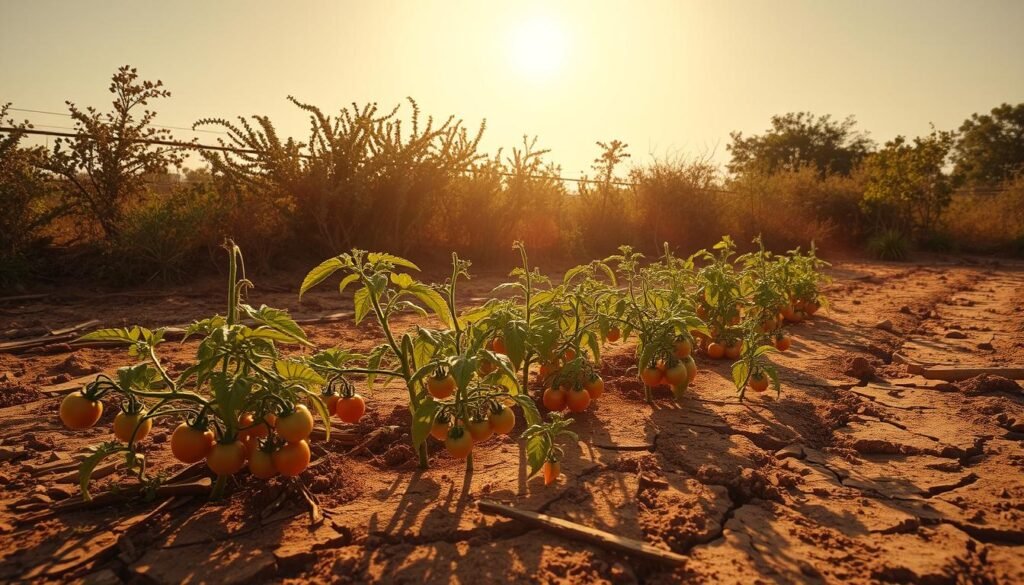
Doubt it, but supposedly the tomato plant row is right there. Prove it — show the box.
[59,237,827,499]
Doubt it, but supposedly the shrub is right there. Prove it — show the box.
[866,229,910,261]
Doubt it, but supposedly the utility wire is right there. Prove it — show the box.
[7,107,227,134]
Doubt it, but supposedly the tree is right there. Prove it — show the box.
[45,66,185,239]
[0,104,65,282]
[727,112,873,177]
[953,103,1024,187]
[861,129,956,235]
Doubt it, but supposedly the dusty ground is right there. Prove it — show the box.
[1,256,1023,584]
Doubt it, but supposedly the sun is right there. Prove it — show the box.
[507,15,568,80]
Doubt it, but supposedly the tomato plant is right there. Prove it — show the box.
[521,413,579,485]
[69,242,330,500]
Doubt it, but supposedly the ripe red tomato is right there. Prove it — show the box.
[606,327,621,342]
[542,387,567,411]
[467,418,494,443]
[562,348,577,361]
[543,460,561,485]
[725,342,742,360]
[325,395,340,416]
[59,392,103,430]
[171,423,215,463]
[113,411,152,443]
[583,375,604,399]
[706,342,726,360]
[277,404,314,442]
[445,427,473,459]
[488,406,516,435]
[427,374,456,399]
[491,336,507,354]
[249,448,278,479]
[538,362,559,380]
[641,367,663,387]
[335,394,366,424]
[207,441,247,476]
[775,334,792,352]
[273,440,311,476]
[566,388,592,413]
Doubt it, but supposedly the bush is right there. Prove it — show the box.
[866,229,910,261]
[942,177,1024,254]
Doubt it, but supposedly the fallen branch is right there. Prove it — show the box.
[15,477,212,525]
[891,352,1024,381]
[477,499,688,566]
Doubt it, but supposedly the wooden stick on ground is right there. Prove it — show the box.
[477,499,688,566]
[892,352,1024,381]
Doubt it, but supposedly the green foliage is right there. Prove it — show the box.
[0,105,65,284]
[727,112,874,177]
[862,130,956,236]
[953,103,1024,187]
[866,229,910,261]
[44,66,185,240]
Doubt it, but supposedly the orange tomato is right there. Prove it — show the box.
[664,362,688,385]
[673,338,692,359]
[542,460,561,485]
[566,388,592,413]
[113,411,152,443]
[445,427,473,459]
[273,440,311,477]
[325,395,340,416]
[430,414,452,441]
[706,342,726,360]
[748,372,770,393]
[171,423,215,463]
[641,367,664,387]
[59,392,103,430]
[542,387,567,411]
[238,412,269,441]
[583,375,604,400]
[563,348,577,361]
[249,448,278,479]
[606,327,621,342]
[207,441,247,476]
[277,404,315,442]
[725,342,742,360]
[775,335,792,352]
[427,374,456,399]
[335,394,366,424]
[488,406,516,435]
[684,356,698,382]
[467,418,494,443]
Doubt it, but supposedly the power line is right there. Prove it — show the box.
[7,107,227,135]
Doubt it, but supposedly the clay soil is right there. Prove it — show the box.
[1,256,1023,584]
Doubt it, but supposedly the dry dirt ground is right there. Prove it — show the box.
[1,257,1023,584]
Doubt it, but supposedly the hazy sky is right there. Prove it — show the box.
[2,0,1023,176]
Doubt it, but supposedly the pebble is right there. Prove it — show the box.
[945,330,967,339]
[874,320,893,332]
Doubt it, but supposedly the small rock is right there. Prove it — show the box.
[845,357,876,381]
[46,485,73,500]
[945,330,967,339]
[852,299,862,305]
[775,444,805,460]
[899,306,912,314]
[874,320,894,332]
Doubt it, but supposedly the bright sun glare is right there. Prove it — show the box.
[508,16,568,80]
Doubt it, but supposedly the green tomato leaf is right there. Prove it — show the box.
[274,360,325,387]
[300,257,347,298]
[353,287,373,325]
[525,433,549,478]
[368,253,420,271]
[412,399,441,450]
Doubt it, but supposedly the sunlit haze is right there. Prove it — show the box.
[2,0,1023,176]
